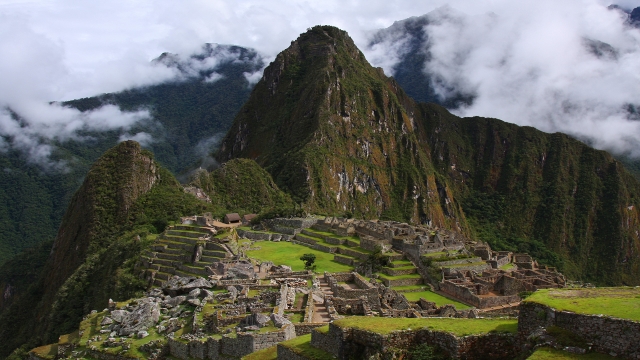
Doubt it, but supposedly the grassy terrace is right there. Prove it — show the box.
[304,228,361,242]
[243,345,277,360]
[377,273,422,281]
[402,290,472,309]
[279,334,334,360]
[525,287,640,321]
[246,241,352,272]
[441,261,488,268]
[527,347,617,360]
[333,317,518,336]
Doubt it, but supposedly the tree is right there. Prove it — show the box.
[300,253,316,271]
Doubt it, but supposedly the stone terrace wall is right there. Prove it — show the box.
[316,323,521,360]
[439,281,518,309]
[519,302,640,359]
[168,324,296,359]
[276,344,308,360]
[433,257,483,267]
[294,323,326,336]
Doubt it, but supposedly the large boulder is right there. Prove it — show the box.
[118,298,161,336]
[242,313,270,328]
[270,313,292,328]
[163,276,213,296]
[163,295,187,308]
[110,310,129,323]
[225,262,255,279]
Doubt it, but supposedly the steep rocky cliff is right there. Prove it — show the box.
[217,26,466,232]
[218,26,640,285]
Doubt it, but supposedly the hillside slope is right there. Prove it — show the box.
[217,26,466,232]
[218,26,640,285]
[0,44,260,266]
[0,141,212,357]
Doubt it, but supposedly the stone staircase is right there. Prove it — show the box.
[140,225,235,286]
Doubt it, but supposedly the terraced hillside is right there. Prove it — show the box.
[141,224,235,286]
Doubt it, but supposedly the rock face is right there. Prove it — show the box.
[163,276,213,296]
[118,298,161,336]
[217,26,464,229]
[217,25,640,286]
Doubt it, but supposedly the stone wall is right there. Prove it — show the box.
[488,256,510,269]
[276,344,308,360]
[274,284,289,316]
[236,229,272,240]
[303,290,315,323]
[442,263,491,273]
[380,277,423,287]
[326,272,381,311]
[359,237,390,252]
[519,302,640,359]
[168,324,296,359]
[294,323,327,336]
[333,255,356,266]
[337,248,369,260]
[316,323,522,360]
[433,257,483,267]
[439,281,518,309]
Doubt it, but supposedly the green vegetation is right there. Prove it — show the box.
[300,253,317,271]
[401,290,472,309]
[242,345,277,360]
[527,347,617,360]
[246,241,352,273]
[525,288,640,321]
[191,158,297,218]
[334,317,518,336]
[408,343,447,360]
[279,334,334,360]
[0,142,217,357]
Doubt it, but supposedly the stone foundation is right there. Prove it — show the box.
[519,302,640,359]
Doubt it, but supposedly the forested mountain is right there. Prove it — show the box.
[0,44,261,264]
[219,25,640,286]
[367,10,640,180]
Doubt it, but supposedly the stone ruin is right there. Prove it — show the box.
[321,272,474,319]
[439,265,565,309]
[314,217,467,255]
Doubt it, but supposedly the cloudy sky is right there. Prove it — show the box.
[1,0,640,166]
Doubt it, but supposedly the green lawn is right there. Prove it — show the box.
[402,290,472,309]
[377,272,422,281]
[525,288,640,321]
[334,317,517,336]
[527,347,617,360]
[246,241,353,272]
[279,334,334,360]
[500,263,515,270]
[392,285,426,292]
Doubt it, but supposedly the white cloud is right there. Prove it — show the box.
[119,132,154,146]
[2,0,640,166]
[405,2,640,156]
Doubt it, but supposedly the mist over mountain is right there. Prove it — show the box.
[366,5,640,166]
[0,44,262,264]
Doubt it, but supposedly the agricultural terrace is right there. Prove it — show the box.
[524,287,640,321]
[527,347,617,360]
[333,317,518,336]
